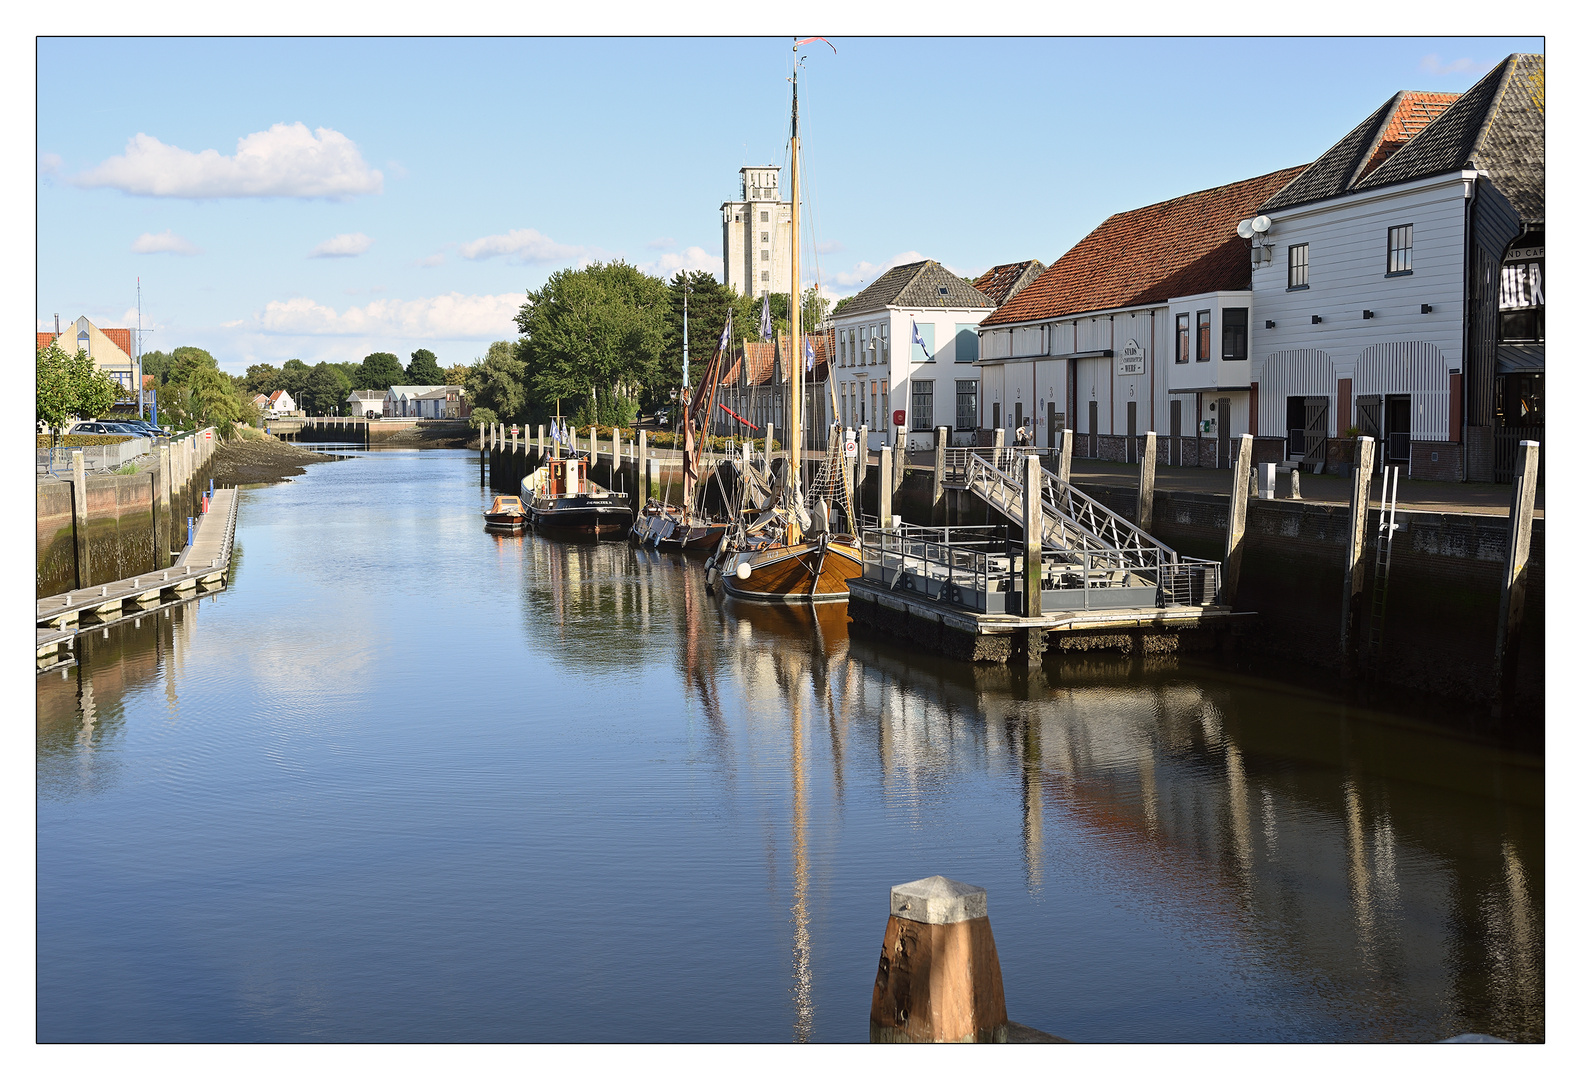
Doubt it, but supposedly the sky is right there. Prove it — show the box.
[36,35,1543,376]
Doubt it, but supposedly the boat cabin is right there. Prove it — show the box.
[547,458,583,496]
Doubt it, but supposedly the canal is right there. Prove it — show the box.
[36,448,1544,1042]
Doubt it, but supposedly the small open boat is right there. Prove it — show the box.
[484,494,528,532]
[522,453,633,538]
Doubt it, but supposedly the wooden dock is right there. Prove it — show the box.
[36,487,239,668]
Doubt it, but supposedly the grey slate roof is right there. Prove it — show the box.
[1262,54,1544,224]
[1355,53,1544,222]
[1260,95,1404,213]
[837,260,996,318]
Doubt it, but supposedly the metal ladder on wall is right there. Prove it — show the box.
[1365,465,1401,668]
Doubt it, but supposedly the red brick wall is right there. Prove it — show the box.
[1410,441,1464,482]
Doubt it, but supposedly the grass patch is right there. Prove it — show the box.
[117,462,139,475]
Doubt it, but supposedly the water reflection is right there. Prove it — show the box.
[38,454,1543,1042]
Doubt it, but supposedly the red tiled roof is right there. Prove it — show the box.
[1357,92,1461,178]
[35,325,134,358]
[720,332,833,386]
[268,389,288,404]
[982,166,1309,328]
[971,260,1044,306]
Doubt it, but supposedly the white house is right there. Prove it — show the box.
[346,390,384,418]
[1249,54,1543,482]
[976,167,1306,467]
[412,385,471,419]
[265,389,296,416]
[383,385,445,417]
[830,260,996,451]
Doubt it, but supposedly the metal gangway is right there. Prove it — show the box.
[945,448,1220,606]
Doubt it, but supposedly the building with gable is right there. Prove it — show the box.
[712,333,833,449]
[975,167,1307,466]
[38,317,140,397]
[383,385,446,417]
[830,260,997,451]
[346,390,385,418]
[1250,53,1543,482]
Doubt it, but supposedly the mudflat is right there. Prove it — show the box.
[210,434,336,486]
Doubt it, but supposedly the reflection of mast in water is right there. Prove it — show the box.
[1019,713,1043,894]
[680,560,733,780]
[787,670,814,1042]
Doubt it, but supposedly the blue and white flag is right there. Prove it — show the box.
[804,335,816,372]
[716,309,733,356]
[759,292,772,340]
[910,319,932,361]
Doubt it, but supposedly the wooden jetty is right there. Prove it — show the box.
[36,487,239,668]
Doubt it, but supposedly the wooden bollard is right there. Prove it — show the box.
[932,426,948,525]
[1057,427,1073,487]
[71,450,91,589]
[637,429,648,500]
[870,876,1008,1043]
[1137,431,1157,531]
[1495,440,1540,707]
[1340,435,1377,673]
[1221,433,1253,606]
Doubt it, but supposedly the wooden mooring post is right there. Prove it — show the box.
[892,424,907,499]
[1137,431,1157,533]
[1494,440,1540,710]
[1340,435,1377,674]
[71,450,90,589]
[878,443,893,527]
[1221,433,1253,606]
[932,426,948,525]
[1057,427,1073,487]
[870,876,1008,1043]
[637,429,648,501]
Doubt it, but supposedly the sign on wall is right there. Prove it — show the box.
[1118,339,1146,377]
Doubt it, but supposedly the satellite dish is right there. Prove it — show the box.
[1251,215,1272,234]
[1237,219,1256,239]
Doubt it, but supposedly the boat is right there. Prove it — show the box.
[632,260,737,554]
[484,494,528,532]
[521,450,633,538]
[714,42,862,604]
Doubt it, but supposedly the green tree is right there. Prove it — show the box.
[140,349,175,386]
[406,348,443,384]
[464,341,528,423]
[36,343,121,441]
[516,260,668,424]
[304,362,353,415]
[443,362,471,386]
[278,358,312,402]
[360,352,405,391]
[158,345,260,435]
[659,271,755,402]
[243,363,282,396]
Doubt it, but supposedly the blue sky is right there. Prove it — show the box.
[36,36,1542,375]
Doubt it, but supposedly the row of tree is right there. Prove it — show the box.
[464,261,831,431]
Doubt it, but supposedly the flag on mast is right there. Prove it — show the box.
[804,335,816,372]
[910,319,932,361]
[716,309,733,357]
[759,292,772,340]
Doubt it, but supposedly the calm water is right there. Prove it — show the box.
[36,448,1544,1043]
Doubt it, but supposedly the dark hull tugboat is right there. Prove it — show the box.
[522,453,633,538]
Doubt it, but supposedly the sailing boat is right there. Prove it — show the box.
[716,44,862,604]
[630,306,734,553]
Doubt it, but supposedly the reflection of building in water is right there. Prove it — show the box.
[838,644,1543,1040]
[37,604,191,795]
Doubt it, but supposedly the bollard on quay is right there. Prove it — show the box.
[870,875,1008,1043]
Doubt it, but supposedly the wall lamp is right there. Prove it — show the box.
[1311,315,1323,324]
[1363,309,1374,320]
[1421,304,1433,314]
[1265,320,1276,329]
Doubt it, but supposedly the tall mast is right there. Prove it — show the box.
[788,63,802,504]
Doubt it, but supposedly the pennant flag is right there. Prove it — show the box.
[794,36,836,53]
[911,319,932,361]
[759,292,772,340]
[804,335,816,372]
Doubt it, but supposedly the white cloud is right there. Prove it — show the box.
[831,250,926,288]
[38,152,62,175]
[815,240,845,255]
[1419,54,1497,78]
[131,229,201,256]
[69,122,383,199]
[457,227,589,263]
[255,292,525,340]
[416,253,445,267]
[647,237,677,250]
[638,246,724,281]
[310,232,374,258]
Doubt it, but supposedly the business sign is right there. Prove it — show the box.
[1118,339,1146,376]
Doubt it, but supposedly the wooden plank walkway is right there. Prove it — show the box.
[37,487,239,664]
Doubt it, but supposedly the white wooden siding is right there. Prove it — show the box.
[1258,348,1337,436]
[981,328,1011,360]
[1012,325,1043,357]
[1252,174,1468,379]
[1355,340,1450,440]
[1050,322,1075,355]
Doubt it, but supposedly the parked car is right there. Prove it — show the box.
[70,420,144,436]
